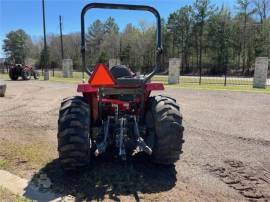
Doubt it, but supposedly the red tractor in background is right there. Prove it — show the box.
[9,64,39,80]
[57,3,184,171]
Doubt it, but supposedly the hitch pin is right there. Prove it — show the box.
[133,116,152,155]
[95,116,111,156]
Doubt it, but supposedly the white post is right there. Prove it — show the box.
[0,80,6,97]
[253,57,268,88]
[168,58,181,84]
[62,59,73,78]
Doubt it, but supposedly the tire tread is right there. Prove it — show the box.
[146,95,184,165]
[57,96,91,171]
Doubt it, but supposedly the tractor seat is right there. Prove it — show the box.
[110,65,145,86]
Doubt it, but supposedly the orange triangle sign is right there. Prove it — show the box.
[89,63,116,86]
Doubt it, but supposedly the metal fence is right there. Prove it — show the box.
[178,75,270,87]
[0,65,8,74]
[177,62,270,87]
[179,75,255,86]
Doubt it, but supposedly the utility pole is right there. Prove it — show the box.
[59,15,64,59]
[42,0,49,80]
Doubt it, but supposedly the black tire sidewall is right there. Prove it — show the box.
[22,69,31,80]
[9,68,19,80]
[33,71,40,80]
[145,95,184,165]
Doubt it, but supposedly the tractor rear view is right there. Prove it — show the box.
[57,3,184,171]
[9,64,39,80]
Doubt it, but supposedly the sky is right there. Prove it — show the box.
[0,0,236,58]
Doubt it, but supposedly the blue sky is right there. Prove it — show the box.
[0,0,236,57]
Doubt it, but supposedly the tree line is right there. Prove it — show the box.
[2,0,270,76]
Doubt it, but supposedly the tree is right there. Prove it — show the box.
[98,51,108,63]
[2,29,29,64]
[65,33,81,70]
[104,17,119,34]
[207,6,232,74]
[86,19,105,66]
[103,17,120,59]
[253,0,270,57]
[193,0,214,77]
[160,18,171,72]
[253,0,270,22]
[137,20,156,71]
[121,23,141,71]
[120,44,131,66]
[168,6,194,72]
[254,19,270,56]
[236,0,257,72]
[231,15,243,70]
[47,34,61,69]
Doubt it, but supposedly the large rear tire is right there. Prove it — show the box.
[145,95,184,165]
[57,96,91,171]
[9,68,19,80]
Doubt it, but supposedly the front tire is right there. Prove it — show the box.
[146,95,184,165]
[57,96,91,171]
[21,68,31,80]
[33,71,40,80]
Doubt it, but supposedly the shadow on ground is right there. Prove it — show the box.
[27,154,177,201]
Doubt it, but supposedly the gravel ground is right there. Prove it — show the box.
[0,80,269,202]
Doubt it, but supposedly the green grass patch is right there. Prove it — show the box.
[48,70,82,79]
[39,75,81,83]
[0,141,54,168]
[0,73,9,80]
[0,159,9,169]
[0,186,31,202]
[163,82,270,93]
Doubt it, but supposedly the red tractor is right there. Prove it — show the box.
[57,3,184,171]
[9,64,39,80]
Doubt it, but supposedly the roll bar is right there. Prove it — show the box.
[81,3,162,82]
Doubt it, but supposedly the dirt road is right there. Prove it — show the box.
[0,80,270,201]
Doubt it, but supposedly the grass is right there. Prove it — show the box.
[176,83,270,93]
[1,71,269,94]
[0,186,31,202]
[0,140,55,169]
[0,159,9,169]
